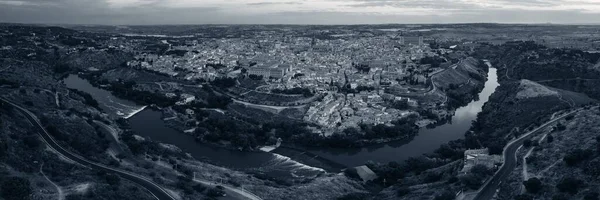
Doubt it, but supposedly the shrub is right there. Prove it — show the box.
[523,177,542,193]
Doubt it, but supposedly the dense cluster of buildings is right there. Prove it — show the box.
[116,29,463,133]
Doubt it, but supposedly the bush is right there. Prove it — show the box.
[523,177,542,193]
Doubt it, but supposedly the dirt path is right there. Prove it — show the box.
[41,164,65,200]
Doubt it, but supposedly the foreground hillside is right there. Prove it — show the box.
[499,106,600,200]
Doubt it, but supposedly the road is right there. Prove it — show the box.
[0,97,176,200]
[473,109,580,200]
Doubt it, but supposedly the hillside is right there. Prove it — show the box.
[467,79,595,153]
[433,57,486,90]
[475,41,600,99]
[433,57,488,108]
[498,106,600,200]
[516,80,558,99]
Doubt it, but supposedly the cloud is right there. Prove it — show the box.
[247,1,303,6]
[0,0,599,24]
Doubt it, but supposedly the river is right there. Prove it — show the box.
[62,66,498,178]
[304,67,499,166]
[62,74,325,181]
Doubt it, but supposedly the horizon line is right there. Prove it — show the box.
[2,21,600,27]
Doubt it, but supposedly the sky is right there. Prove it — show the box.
[1,0,600,25]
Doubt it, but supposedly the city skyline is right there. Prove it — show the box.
[1,0,600,25]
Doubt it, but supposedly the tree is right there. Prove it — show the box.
[564,149,593,166]
[396,187,410,197]
[515,194,534,200]
[104,174,121,186]
[336,193,370,200]
[434,191,455,200]
[487,140,504,155]
[552,193,570,200]
[523,139,533,147]
[556,177,584,194]
[460,174,483,190]
[585,192,600,200]
[1,177,32,200]
[206,187,225,197]
[547,134,554,143]
[471,164,492,177]
[596,136,600,153]
[0,139,6,160]
[523,177,542,193]
[23,135,41,149]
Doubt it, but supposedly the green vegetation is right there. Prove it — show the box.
[523,177,542,193]
[210,77,236,88]
[69,89,99,108]
[0,176,32,200]
[107,80,178,107]
[556,177,584,194]
[419,56,446,68]
[271,87,313,97]
[563,149,593,166]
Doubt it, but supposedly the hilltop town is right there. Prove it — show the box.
[1,23,600,200]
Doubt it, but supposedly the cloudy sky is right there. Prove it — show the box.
[1,0,599,24]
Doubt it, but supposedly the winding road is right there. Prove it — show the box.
[473,109,580,200]
[0,97,177,200]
